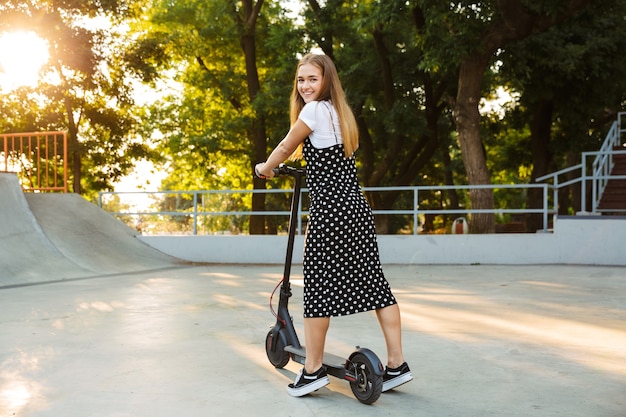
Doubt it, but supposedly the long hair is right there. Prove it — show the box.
[289,54,359,160]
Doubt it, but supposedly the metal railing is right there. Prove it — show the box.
[0,131,68,192]
[100,111,626,235]
[99,182,551,235]
[536,112,626,214]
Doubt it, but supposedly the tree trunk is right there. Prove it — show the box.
[442,144,460,229]
[564,151,580,214]
[64,95,81,194]
[240,0,267,235]
[453,54,495,233]
[451,0,592,233]
[527,100,553,232]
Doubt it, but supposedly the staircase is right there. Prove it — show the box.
[597,148,626,212]
[535,112,626,216]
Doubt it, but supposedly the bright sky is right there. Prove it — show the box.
[0,31,49,92]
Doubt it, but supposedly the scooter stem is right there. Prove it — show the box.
[281,167,303,287]
[277,165,305,350]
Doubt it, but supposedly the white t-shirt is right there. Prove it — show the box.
[298,100,343,149]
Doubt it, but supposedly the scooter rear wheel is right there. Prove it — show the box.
[348,352,383,404]
[265,329,290,368]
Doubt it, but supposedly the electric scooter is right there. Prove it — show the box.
[261,164,384,405]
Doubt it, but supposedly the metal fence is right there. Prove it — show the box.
[98,182,552,235]
[99,111,626,236]
[0,131,68,192]
[536,112,626,213]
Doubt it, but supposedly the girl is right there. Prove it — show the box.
[255,53,412,397]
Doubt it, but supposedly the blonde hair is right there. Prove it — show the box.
[289,54,359,160]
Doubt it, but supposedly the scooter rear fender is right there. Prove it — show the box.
[349,347,385,376]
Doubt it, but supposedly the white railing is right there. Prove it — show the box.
[101,112,626,235]
[99,182,551,235]
[537,111,626,214]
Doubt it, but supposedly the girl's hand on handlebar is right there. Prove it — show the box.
[255,162,275,179]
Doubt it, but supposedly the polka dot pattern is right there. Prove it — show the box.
[302,138,397,318]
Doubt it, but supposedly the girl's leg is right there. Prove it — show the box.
[375,304,405,368]
[303,317,330,373]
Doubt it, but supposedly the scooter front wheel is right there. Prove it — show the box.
[348,352,383,404]
[265,328,290,368]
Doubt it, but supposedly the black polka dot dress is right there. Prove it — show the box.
[302,138,397,318]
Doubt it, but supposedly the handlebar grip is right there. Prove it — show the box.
[275,164,306,177]
[255,164,305,179]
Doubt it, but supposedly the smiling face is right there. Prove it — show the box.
[297,63,323,103]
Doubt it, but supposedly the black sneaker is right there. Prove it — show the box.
[382,362,413,392]
[287,366,330,397]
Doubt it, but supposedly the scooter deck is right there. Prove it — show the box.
[284,345,347,370]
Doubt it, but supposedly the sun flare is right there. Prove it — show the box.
[0,31,49,91]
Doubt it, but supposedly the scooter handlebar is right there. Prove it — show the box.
[255,163,305,179]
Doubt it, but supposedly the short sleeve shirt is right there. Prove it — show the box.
[298,100,343,149]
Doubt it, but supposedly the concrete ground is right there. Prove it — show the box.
[1,175,624,416]
[1,264,624,417]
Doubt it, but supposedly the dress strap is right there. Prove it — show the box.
[323,101,340,145]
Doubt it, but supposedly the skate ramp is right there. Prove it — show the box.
[0,173,179,287]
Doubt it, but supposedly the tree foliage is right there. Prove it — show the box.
[133,0,306,233]
[494,0,626,229]
[0,0,154,198]
[2,0,625,234]
[300,0,464,232]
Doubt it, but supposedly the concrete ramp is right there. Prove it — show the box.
[0,173,94,285]
[1,173,179,286]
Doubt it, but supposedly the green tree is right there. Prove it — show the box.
[135,0,304,233]
[497,0,626,230]
[0,0,153,197]
[302,0,459,232]
[418,0,593,233]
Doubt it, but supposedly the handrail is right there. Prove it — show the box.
[536,111,626,214]
[102,111,626,234]
[99,182,551,235]
[535,163,584,214]
[0,131,68,192]
[592,117,620,212]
